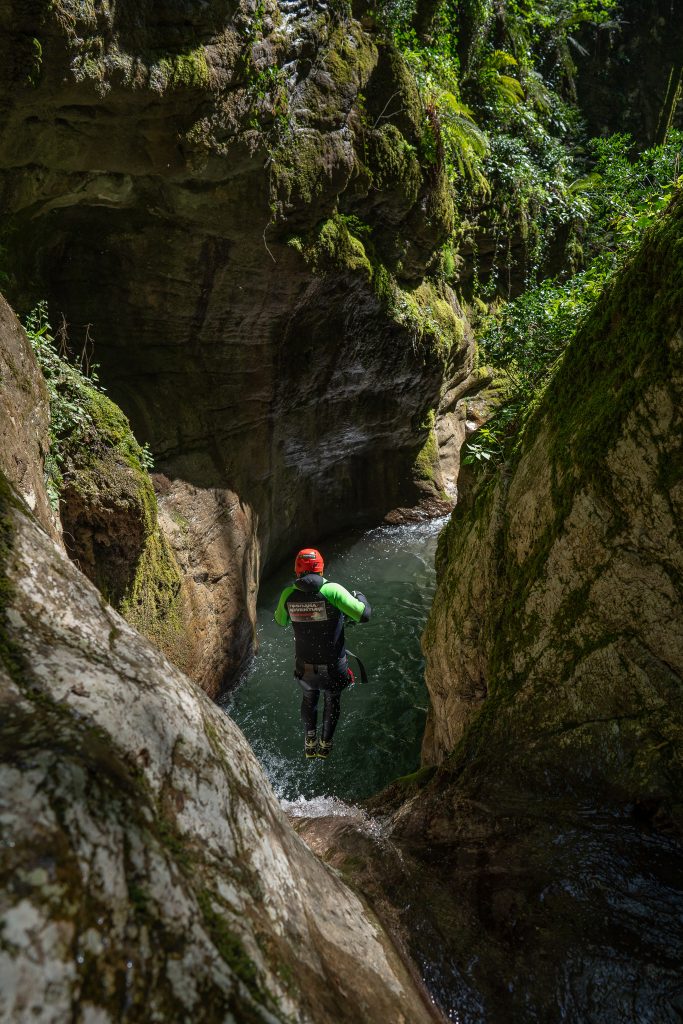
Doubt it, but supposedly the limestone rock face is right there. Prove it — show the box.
[0,481,438,1024]
[422,196,683,778]
[296,196,683,1023]
[0,295,58,541]
[154,474,259,694]
[0,0,474,690]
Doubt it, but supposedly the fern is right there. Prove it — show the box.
[479,50,525,107]
[433,91,490,190]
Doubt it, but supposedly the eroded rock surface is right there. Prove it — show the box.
[154,475,259,694]
[0,0,476,689]
[0,479,440,1024]
[296,195,683,1023]
[0,295,58,541]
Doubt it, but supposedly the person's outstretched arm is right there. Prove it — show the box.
[321,582,371,622]
[274,586,296,627]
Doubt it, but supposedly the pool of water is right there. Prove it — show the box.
[220,517,447,803]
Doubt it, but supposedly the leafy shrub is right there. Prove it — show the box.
[464,134,683,463]
[24,302,153,509]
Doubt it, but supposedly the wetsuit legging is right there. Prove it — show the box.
[295,657,352,742]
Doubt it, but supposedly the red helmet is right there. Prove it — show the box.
[295,548,324,576]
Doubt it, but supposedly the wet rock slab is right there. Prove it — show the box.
[0,481,441,1024]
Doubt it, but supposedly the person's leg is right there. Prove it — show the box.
[297,669,322,758]
[299,682,320,733]
[318,659,351,754]
[321,686,342,743]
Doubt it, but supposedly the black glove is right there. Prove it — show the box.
[352,591,372,623]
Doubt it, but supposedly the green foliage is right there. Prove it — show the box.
[24,302,154,509]
[464,133,683,464]
[477,50,525,107]
[372,0,624,288]
[574,131,683,260]
[400,41,490,192]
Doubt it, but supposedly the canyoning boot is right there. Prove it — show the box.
[304,731,318,759]
[317,739,333,760]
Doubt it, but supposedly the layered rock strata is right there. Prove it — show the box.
[0,0,475,689]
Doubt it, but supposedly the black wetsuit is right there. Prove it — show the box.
[274,573,371,742]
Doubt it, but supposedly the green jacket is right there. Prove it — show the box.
[274,578,366,628]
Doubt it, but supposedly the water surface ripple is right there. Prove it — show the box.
[221,517,446,803]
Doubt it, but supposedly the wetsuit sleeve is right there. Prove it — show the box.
[320,582,370,623]
[274,586,296,627]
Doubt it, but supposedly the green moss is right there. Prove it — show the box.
[155,816,193,872]
[289,218,465,366]
[390,280,466,358]
[289,215,373,279]
[196,889,261,995]
[271,132,333,212]
[414,409,439,481]
[369,40,423,138]
[425,166,456,238]
[157,48,210,90]
[364,123,421,204]
[128,881,151,919]
[170,509,190,534]
[393,764,437,789]
[120,528,188,670]
[325,21,377,92]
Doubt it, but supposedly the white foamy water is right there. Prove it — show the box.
[281,794,364,818]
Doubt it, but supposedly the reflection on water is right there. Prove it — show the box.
[220,517,446,802]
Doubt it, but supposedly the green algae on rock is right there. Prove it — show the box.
[0,0,479,693]
[0,467,440,1024]
[292,190,683,1024]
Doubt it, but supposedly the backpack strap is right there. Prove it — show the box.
[345,649,368,685]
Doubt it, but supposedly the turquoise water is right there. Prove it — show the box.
[220,517,446,803]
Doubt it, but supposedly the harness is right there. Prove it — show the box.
[345,649,369,685]
[285,573,370,684]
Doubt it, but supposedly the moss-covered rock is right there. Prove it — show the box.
[40,364,188,673]
[0,469,441,1024]
[423,193,683,783]
[293,193,683,1024]
[0,0,473,689]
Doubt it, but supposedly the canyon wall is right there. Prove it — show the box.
[576,0,683,144]
[297,191,683,1023]
[0,0,475,690]
[0,317,440,1024]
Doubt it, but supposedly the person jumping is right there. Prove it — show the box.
[274,548,372,760]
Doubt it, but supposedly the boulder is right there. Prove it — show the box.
[0,295,58,540]
[0,474,439,1024]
